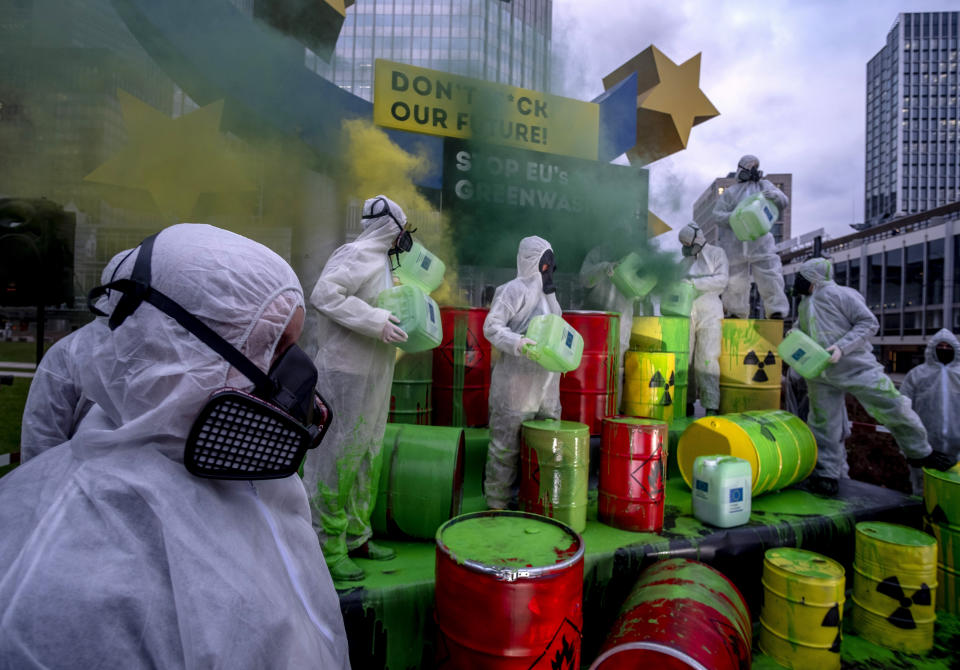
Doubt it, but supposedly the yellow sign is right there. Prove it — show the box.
[373,59,599,161]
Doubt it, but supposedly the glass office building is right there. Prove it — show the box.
[308,0,552,101]
[865,12,960,226]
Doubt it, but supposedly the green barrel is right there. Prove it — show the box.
[460,428,490,514]
[678,410,817,497]
[389,350,432,425]
[520,420,590,532]
[630,316,690,419]
[371,423,464,539]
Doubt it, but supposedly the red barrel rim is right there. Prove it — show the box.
[436,510,584,580]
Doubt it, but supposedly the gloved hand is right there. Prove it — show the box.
[515,337,536,356]
[381,315,408,344]
[826,345,842,364]
[908,449,958,471]
[762,189,777,200]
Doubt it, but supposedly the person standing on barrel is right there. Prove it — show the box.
[483,236,563,510]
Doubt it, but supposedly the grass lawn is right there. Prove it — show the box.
[0,376,29,459]
[0,341,50,365]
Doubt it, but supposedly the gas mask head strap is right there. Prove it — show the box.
[87,234,275,398]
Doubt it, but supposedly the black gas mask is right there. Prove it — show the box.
[88,233,332,480]
[538,249,557,295]
[936,344,955,365]
[736,165,761,183]
[363,196,416,270]
[793,273,813,297]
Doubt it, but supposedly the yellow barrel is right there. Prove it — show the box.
[623,351,676,422]
[923,514,960,614]
[923,465,960,527]
[630,316,690,419]
[720,319,783,414]
[851,522,938,654]
[759,548,845,670]
[677,410,817,497]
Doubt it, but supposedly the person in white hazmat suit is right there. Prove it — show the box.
[793,257,956,496]
[20,248,133,461]
[900,328,960,493]
[711,155,790,319]
[678,223,729,415]
[484,236,563,510]
[0,224,350,669]
[579,239,639,411]
[304,195,410,582]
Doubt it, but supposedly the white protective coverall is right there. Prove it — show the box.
[19,249,133,461]
[304,195,404,561]
[484,236,562,509]
[901,328,960,491]
[579,242,637,410]
[0,224,350,669]
[711,158,790,319]
[682,241,729,411]
[797,257,931,481]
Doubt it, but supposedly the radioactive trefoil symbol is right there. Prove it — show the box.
[876,575,931,629]
[743,350,777,382]
[821,603,842,653]
[648,370,676,406]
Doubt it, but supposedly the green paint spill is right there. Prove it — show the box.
[856,521,936,547]
[765,547,845,580]
[440,515,578,567]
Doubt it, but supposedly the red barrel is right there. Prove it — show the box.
[435,511,585,668]
[591,559,752,670]
[433,307,492,427]
[560,311,620,435]
[599,417,668,532]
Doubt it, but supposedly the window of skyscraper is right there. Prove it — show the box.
[835,261,848,287]
[885,249,902,309]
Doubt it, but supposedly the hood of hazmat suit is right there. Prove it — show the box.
[20,249,135,462]
[900,328,960,455]
[483,236,563,508]
[0,224,350,669]
[303,195,405,560]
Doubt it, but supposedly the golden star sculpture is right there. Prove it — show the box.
[84,91,256,220]
[603,46,719,165]
[648,210,672,237]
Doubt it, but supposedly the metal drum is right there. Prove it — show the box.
[388,350,432,425]
[923,466,960,615]
[590,558,752,670]
[520,420,590,533]
[630,316,690,419]
[370,423,464,539]
[433,307,491,427]
[759,548,846,670]
[719,318,782,414]
[560,311,620,435]
[460,427,490,515]
[599,417,668,532]
[435,511,584,669]
[851,521,938,654]
[623,351,676,423]
[677,410,817,497]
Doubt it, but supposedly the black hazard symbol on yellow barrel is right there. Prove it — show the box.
[821,603,842,653]
[648,370,675,406]
[877,576,932,629]
[743,350,777,383]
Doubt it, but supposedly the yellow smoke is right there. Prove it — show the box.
[340,119,460,305]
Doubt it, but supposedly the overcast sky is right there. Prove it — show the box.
[551,1,958,242]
